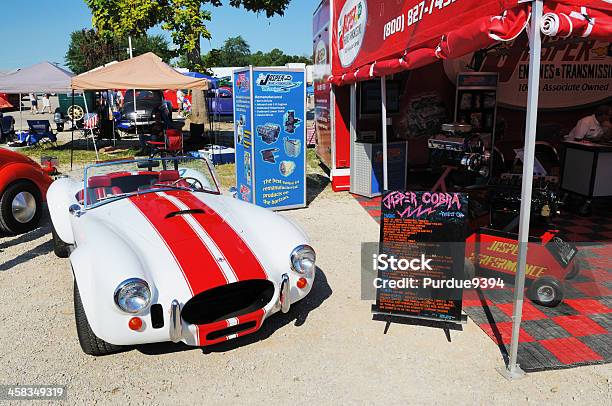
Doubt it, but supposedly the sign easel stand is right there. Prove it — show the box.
[372,308,467,343]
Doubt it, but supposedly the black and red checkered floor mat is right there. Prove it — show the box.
[354,194,612,371]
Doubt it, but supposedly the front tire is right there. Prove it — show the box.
[74,281,124,356]
[0,180,42,234]
[52,225,71,258]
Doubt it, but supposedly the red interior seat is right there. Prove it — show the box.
[76,175,122,205]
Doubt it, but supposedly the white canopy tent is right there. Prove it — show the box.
[0,62,75,136]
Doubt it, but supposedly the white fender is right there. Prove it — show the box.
[70,215,155,345]
[46,177,82,244]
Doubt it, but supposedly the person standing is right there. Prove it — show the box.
[115,90,124,109]
[176,89,185,117]
[41,94,52,114]
[568,105,611,142]
[29,93,38,114]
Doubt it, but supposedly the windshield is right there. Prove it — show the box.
[80,157,220,208]
[124,90,163,102]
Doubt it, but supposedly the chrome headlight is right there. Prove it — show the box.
[114,278,151,314]
[290,245,316,276]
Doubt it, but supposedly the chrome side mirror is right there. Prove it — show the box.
[69,204,84,217]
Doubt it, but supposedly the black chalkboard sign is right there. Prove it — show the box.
[372,191,469,323]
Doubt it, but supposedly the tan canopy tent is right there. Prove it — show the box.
[71,52,209,90]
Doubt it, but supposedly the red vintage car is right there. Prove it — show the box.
[0,148,54,234]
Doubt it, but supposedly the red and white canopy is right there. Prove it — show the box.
[329,0,612,86]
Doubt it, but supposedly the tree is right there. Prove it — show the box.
[65,29,173,74]
[220,36,251,67]
[84,0,292,71]
[196,36,312,68]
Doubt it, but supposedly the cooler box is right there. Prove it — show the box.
[190,145,236,165]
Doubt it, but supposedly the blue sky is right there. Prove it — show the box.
[0,0,314,70]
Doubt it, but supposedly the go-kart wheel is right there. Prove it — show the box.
[74,280,124,356]
[527,276,564,307]
[67,105,84,121]
[52,225,71,258]
[0,180,42,234]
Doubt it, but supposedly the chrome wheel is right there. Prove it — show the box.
[11,191,37,223]
[536,285,555,303]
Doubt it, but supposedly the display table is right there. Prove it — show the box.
[561,141,612,206]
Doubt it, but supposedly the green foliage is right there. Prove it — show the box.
[195,36,311,69]
[84,0,292,71]
[65,29,173,74]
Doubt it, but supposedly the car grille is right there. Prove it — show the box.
[181,280,274,325]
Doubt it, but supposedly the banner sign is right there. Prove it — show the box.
[233,69,254,203]
[444,35,612,109]
[331,0,508,76]
[313,0,333,168]
[234,67,306,210]
[373,191,468,323]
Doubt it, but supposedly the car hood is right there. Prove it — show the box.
[83,190,272,296]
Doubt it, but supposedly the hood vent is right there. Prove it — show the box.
[165,209,205,219]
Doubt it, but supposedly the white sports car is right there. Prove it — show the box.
[47,156,315,356]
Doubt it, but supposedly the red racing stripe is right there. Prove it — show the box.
[128,193,228,296]
[170,191,268,281]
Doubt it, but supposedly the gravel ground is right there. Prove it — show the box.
[1,102,610,404]
[1,183,610,405]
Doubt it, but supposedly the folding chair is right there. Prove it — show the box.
[26,120,57,145]
[147,129,184,157]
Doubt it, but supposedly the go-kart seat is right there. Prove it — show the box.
[76,175,123,205]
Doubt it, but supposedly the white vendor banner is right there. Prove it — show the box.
[444,35,611,110]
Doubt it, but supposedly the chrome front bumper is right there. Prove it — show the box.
[169,299,182,343]
[279,273,290,314]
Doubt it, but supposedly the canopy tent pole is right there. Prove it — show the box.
[350,83,357,192]
[82,92,99,160]
[70,90,74,170]
[128,36,138,139]
[381,76,388,191]
[500,0,544,380]
[108,89,116,146]
[19,93,22,134]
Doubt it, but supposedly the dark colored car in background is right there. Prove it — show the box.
[120,90,165,127]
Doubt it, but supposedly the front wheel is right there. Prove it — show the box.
[51,225,71,258]
[0,181,42,234]
[74,281,124,356]
[527,276,564,307]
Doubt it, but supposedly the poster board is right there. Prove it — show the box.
[372,191,468,323]
[234,66,307,210]
[233,68,254,203]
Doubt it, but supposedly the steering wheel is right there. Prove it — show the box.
[175,177,204,191]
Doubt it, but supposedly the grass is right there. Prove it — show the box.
[18,142,139,167]
[214,163,236,190]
